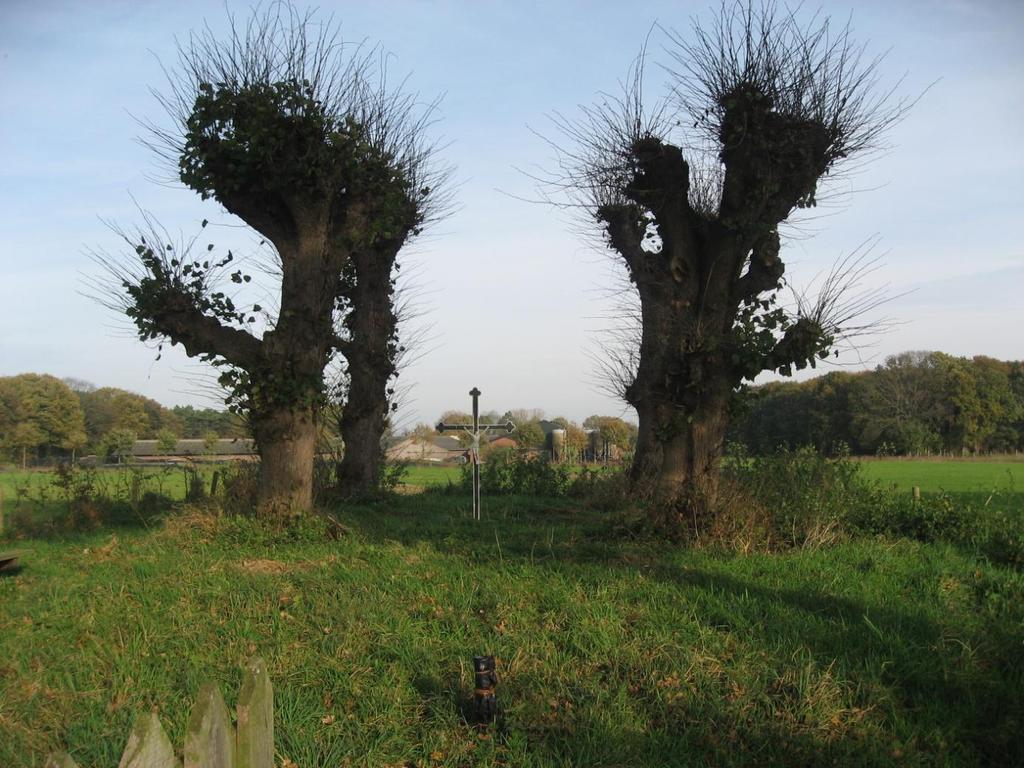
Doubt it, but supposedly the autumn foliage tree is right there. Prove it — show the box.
[547,2,908,529]
[99,6,443,516]
[0,374,87,467]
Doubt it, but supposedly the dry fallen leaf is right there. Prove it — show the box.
[321,714,335,725]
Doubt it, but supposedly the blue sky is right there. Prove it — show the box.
[1,0,1021,427]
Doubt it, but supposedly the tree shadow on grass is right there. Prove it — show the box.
[486,565,1021,766]
[516,709,899,768]
[0,502,171,542]
[337,499,1023,766]
[338,494,664,567]
[647,565,1023,766]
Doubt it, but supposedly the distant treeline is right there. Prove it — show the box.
[731,352,1024,456]
[4,352,1022,464]
[0,374,247,465]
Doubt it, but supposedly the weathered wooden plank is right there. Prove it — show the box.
[44,752,80,768]
[185,682,236,768]
[117,711,178,768]
[0,550,20,572]
[236,657,273,768]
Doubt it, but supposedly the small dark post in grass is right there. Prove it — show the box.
[211,470,221,497]
[473,655,498,725]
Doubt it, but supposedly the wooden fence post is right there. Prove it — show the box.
[912,486,921,502]
[49,658,274,768]
[185,683,235,768]
[236,657,274,768]
[117,712,177,768]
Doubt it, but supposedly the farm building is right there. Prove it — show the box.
[130,438,257,462]
[387,432,519,463]
[387,434,466,463]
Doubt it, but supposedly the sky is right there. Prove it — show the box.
[1,0,1022,428]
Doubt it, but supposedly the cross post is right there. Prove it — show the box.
[436,387,515,520]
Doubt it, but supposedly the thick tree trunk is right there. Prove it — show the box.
[250,405,317,517]
[336,252,397,497]
[655,402,728,512]
[629,383,730,531]
[627,405,661,490]
[337,401,387,493]
[624,246,734,530]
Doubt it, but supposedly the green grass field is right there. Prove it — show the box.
[400,458,1024,490]
[401,463,462,489]
[858,459,1023,493]
[1,463,1022,766]
[4,457,1018,501]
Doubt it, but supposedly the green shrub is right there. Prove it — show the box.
[977,510,1024,568]
[214,462,261,516]
[722,446,862,548]
[311,457,408,503]
[844,490,972,542]
[721,447,1024,566]
[461,449,574,497]
[568,465,630,508]
[838,484,1024,567]
[6,464,175,537]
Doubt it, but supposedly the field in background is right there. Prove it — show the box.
[4,458,1022,504]
[401,459,1024,496]
[858,459,1023,493]
[401,463,461,488]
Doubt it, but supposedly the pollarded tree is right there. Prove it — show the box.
[548,2,908,527]
[332,140,450,496]
[332,247,402,494]
[98,6,442,516]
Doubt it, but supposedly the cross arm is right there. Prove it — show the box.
[436,421,515,434]
[482,421,516,434]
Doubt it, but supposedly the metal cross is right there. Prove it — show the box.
[436,387,515,520]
